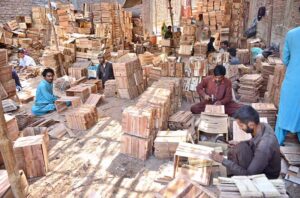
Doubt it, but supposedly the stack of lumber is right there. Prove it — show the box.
[189,56,208,77]
[266,60,286,107]
[40,50,62,77]
[251,103,277,129]
[236,49,250,65]
[280,146,300,166]
[56,3,76,34]
[0,49,15,98]
[238,74,263,103]
[259,61,275,97]
[154,130,188,159]
[229,0,246,46]
[121,78,182,160]
[68,60,90,80]
[65,105,98,130]
[13,135,48,178]
[4,114,20,141]
[216,174,288,197]
[168,111,193,130]
[104,80,117,97]
[155,177,216,198]
[75,38,103,63]
[113,53,144,99]
[195,0,232,34]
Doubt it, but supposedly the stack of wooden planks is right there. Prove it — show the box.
[113,53,144,99]
[168,111,193,130]
[14,135,48,178]
[154,130,188,160]
[155,177,217,198]
[121,78,182,160]
[259,61,275,97]
[216,174,288,197]
[0,49,16,98]
[251,103,277,129]
[40,50,62,77]
[280,146,300,166]
[189,56,208,77]
[238,74,263,103]
[65,105,98,130]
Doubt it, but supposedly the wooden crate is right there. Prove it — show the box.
[65,105,98,130]
[83,79,103,92]
[66,85,90,103]
[68,67,88,80]
[4,114,19,141]
[55,96,82,113]
[22,127,49,149]
[13,135,48,178]
[120,133,153,161]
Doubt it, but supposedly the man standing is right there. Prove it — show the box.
[210,105,281,179]
[32,68,58,116]
[96,54,114,87]
[18,48,36,71]
[190,65,242,116]
[275,26,300,145]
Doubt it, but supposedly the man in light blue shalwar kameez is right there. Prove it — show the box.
[32,68,58,116]
[275,27,300,145]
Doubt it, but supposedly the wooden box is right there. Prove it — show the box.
[121,133,153,161]
[55,96,82,113]
[65,105,98,130]
[66,85,90,103]
[4,114,19,141]
[22,127,49,149]
[0,49,8,67]
[84,79,103,92]
[13,135,48,178]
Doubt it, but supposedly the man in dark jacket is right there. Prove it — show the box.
[96,54,114,87]
[210,105,281,179]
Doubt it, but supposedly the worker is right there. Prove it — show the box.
[219,41,229,53]
[228,48,241,65]
[207,37,216,56]
[210,105,281,179]
[275,26,300,146]
[12,67,22,91]
[195,14,204,42]
[190,65,242,116]
[164,26,173,39]
[18,48,36,71]
[32,68,58,116]
[96,53,114,87]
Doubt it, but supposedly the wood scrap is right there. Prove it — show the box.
[48,123,67,139]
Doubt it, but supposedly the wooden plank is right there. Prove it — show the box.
[232,121,251,142]
[205,105,225,114]
[250,174,281,197]
[232,176,262,197]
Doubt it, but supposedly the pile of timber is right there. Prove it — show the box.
[155,177,216,198]
[121,78,182,160]
[229,0,246,46]
[154,130,188,159]
[238,74,263,103]
[216,174,288,197]
[265,61,286,107]
[104,80,117,97]
[251,103,277,128]
[113,53,144,99]
[65,105,98,130]
[236,49,250,65]
[168,111,193,130]
[0,49,16,98]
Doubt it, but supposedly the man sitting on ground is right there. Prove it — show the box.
[32,68,58,116]
[190,65,242,116]
[228,48,241,65]
[210,105,281,179]
[96,53,114,87]
[18,48,36,71]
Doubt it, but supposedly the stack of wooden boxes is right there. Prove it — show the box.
[179,25,196,55]
[56,4,76,34]
[40,50,62,77]
[65,105,98,130]
[75,38,103,63]
[229,0,245,46]
[121,78,182,160]
[0,49,16,98]
[113,54,144,99]
[160,57,185,78]
[238,74,263,103]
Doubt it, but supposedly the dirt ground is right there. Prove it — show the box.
[8,77,300,198]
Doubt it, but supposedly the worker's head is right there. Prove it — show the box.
[42,68,55,83]
[228,48,237,57]
[167,26,172,31]
[98,54,105,64]
[209,37,215,43]
[213,65,226,84]
[234,105,260,134]
[220,41,229,50]
[199,14,203,21]
[18,48,25,58]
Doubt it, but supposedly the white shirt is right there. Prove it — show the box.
[19,55,36,67]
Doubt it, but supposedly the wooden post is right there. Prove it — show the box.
[168,0,174,30]
[0,101,26,197]
[47,0,66,76]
